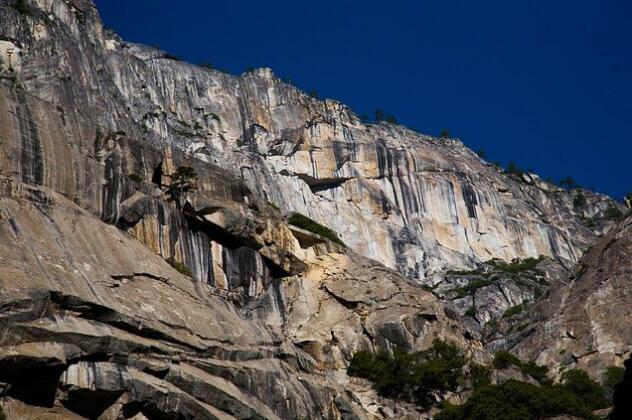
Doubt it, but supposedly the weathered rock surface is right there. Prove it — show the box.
[0,0,618,285]
[0,0,628,418]
[506,215,632,378]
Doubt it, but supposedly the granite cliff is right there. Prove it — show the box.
[0,0,628,418]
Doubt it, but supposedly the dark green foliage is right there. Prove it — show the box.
[288,212,345,245]
[167,166,198,208]
[506,161,524,177]
[475,149,486,159]
[468,363,492,390]
[199,62,214,69]
[488,256,543,275]
[347,340,469,409]
[169,259,193,277]
[559,176,578,190]
[127,173,142,183]
[464,306,476,317]
[502,302,527,318]
[308,89,318,99]
[448,257,543,299]
[162,53,182,61]
[573,191,587,209]
[385,114,398,124]
[451,277,495,298]
[440,129,451,138]
[374,108,384,122]
[492,351,550,385]
[492,350,522,370]
[560,369,608,411]
[611,355,632,419]
[602,365,624,402]
[13,0,31,15]
[74,9,85,24]
[436,380,599,420]
[604,204,624,221]
[445,267,482,276]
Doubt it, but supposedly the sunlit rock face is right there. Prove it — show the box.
[0,0,616,285]
[0,0,625,418]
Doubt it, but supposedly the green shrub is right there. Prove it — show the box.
[288,212,344,246]
[468,362,492,390]
[440,129,451,138]
[506,161,523,177]
[559,176,578,190]
[488,256,543,275]
[521,360,551,385]
[573,191,587,209]
[502,302,527,318]
[560,369,608,410]
[170,259,193,277]
[385,114,398,124]
[451,277,495,298]
[13,0,31,15]
[605,204,624,221]
[492,350,522,370]
[167,166,198,208]
[464,306,476,317]
[492,351,550,384]
[127,173,143,183]
[436,380,598,420]
[347,340,468,409]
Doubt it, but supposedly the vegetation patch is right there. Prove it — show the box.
[127,173,142,183]
[492,350,550,385]
[349,344,620,418]
[573,191,587,209]
[502,302,528,319]
[169,259,193,277]
[288,212,344,246]
[13,0,32,15]
[487,256,544,275]
[348,340,487,410]
[605,204,624,222]
[437,374,606,420]
[167,166,198,208]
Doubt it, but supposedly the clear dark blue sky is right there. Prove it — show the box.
[96,0,631,199]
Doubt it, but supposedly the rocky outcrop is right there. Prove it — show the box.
[0,0,618,286]
[495,214,632,378]
[0,179,465,418]
[0,0,628,418]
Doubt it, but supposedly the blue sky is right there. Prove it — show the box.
[96,0,631,199]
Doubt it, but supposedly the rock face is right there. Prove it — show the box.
[0,0,627,418]
[506,215,632,378]
[0,0,617,284]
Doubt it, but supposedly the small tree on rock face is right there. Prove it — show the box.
[167,165,198,209]
[573,191,587,209]
[440,129,451,138]
[374,108,384,123]
[559,176,578,190]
